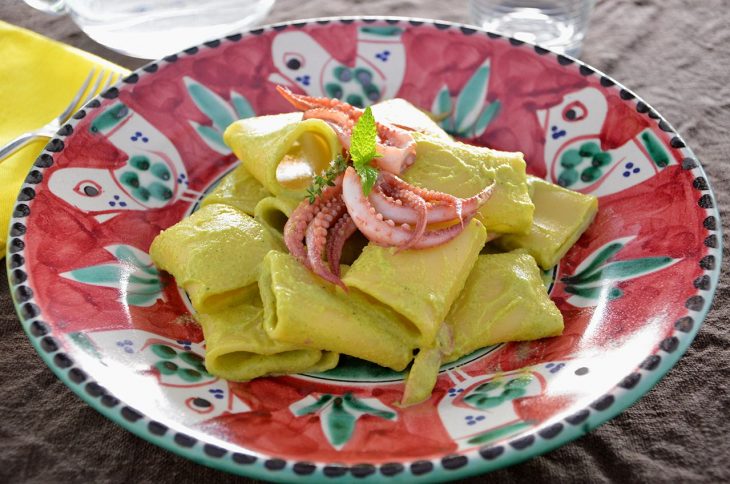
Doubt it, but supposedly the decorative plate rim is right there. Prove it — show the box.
[5,15,723,483]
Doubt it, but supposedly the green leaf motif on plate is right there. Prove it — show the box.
[472,100,501,137]
[184,76,256,155]
[327,398,357,447]
[230,91,255,119]
[359,26,403,37]
[557,142,613,188]
[641,130,670,168]
[61,245,165,307]
[561,236,680,308]
[463,375,534,410]
[68,331,104,360]
[467,420,532,446]
[290,392,396,450]
[430,59,500,138]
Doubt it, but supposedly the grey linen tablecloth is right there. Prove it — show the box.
[1,0,728,482]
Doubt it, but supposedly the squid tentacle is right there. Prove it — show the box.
[326,213,358,278]
[342,167,473,249]
[276,85,355,113]
[284,203,315,268]
[306,196,348,289]
[284,175,344,268]
[394,188,428,249]
[368,172,495,226]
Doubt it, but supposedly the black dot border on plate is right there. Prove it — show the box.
[11,269,27,285]
[7,15,720,481]
[292,461,316,475]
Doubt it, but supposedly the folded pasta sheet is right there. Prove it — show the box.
[200,164,271,216]
[402,133,534,235]
[401,323,452,406]
[444,252,564,362]
[371,98,451,141]
[260,251,419,371]
[198,302,338,381]
[493,176,598,269]
[253,196,299,246]
[149,204,280,313]
[224,112,341,199]
[343,219,487,347]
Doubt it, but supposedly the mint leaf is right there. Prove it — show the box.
[350,106,380,195]
[351,106,379,162]
[357,164,379,195]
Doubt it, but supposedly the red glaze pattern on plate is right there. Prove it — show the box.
[8,18,719,482]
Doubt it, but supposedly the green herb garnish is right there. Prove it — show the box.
[350,106,381,195]
[306,154,348,203]
[304,107,380,203]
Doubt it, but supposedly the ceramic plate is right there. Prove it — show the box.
[7,17,721,482]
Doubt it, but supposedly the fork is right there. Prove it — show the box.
[0,68,120,163]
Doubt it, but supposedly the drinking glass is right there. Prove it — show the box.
[23,0,276,59]
[469,0,595,57]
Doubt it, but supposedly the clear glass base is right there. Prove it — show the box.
[66,0,275,59]
[470,1,594,57]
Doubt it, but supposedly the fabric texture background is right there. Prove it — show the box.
[1,0,728,482]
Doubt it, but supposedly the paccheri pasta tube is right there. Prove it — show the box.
[200,164,271,216]
[401,324,453,406]
[253,196,299,246]
[444,251,564,362]
[492,176,598,269]
[343,219,487,347]
[198,302,338,380]
[260,251,420,371]
[149,203,281,313]
[224,112,342,199]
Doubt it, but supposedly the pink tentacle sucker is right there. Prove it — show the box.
[379,171,460,206]
[283,202,315,268]
[326,213,357,278]
[393,188,428,249]
[284,174,344,268]
[306,195,348,289]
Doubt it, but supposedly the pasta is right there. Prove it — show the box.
[493,176,598,269]
[253,196,299,246]
[444,251,564,363]
[200,164,271,216]
[224,112,341,199]
[370,98,451,141]
[343,219,487,347]
[149,203,281,313]
[198,301,338,381]
[403,132,535,235]
[260,251,420,370]
[149,94,598,405]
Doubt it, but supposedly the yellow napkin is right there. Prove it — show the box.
[0,21,129,256]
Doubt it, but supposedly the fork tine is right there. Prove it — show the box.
[57,68,96,122]
[80,70,105,108]
[99,71,116,97]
